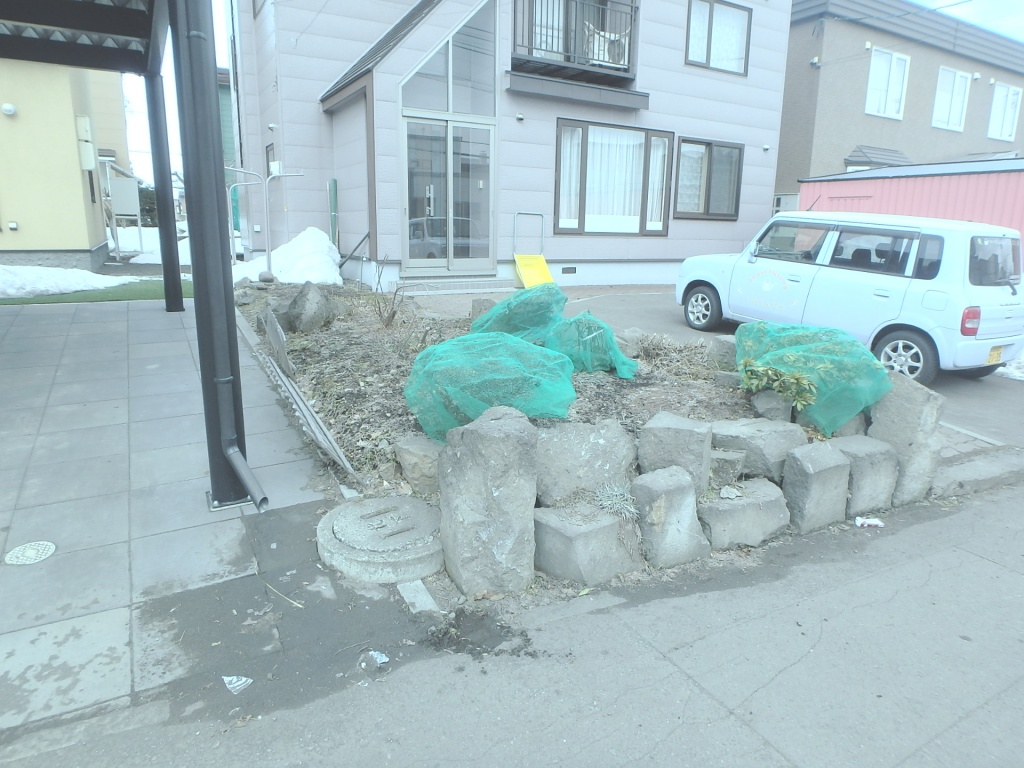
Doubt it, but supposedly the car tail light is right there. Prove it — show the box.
[961,306,981,336]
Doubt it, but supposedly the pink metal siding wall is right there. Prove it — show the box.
[798,172,1024,236]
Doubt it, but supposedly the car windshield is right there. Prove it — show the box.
[969,236,1022,286]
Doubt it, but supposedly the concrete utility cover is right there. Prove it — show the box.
[316,497,443,584]
[4,541,57,565]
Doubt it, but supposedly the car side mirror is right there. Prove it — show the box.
[749,243,761,262]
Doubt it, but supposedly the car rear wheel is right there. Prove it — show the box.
[683,285,723,331]
[954,364,1003,379]
[873,330,938,386]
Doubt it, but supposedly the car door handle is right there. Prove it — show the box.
[786,275,801,283]
[873,290,890,298]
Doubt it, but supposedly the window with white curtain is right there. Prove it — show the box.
[865,47,910,120]
[686,0,751,76]
[989,82,1022,142]
[932,67,970,131]
[555,120,673,236]
[674,138,743,220]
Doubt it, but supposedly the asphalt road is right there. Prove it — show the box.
[562,285,1024,447]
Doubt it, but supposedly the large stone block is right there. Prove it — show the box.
[697,478,790,549]
[637,412,712,494]
[709,449,745,489]
[534,505,643,586]
[868,373,945,505]
[274,281,336,334]
[631,467,710,568]
[708,335,738,371]
[536,419,637,506]
[711,418,808,483]
[438,407,538,595]
[395,435,443,495]
[751,390,793,422]
[828,435,898,517]
[782,442,851,533]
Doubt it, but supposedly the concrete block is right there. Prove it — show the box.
[536,419,637,506]
[868,372,945,505]
[637,412,712,494]
[798,409,867,437]
[394,435,443,495]
[751,390,793,422]
[782,442,851,533]
[631,467,710,568]
[713,371,742,389]
[828,435,898,517]
[709,449,745,489]
[697,478,790,549]
[439,407,537,595]
[711,418,808,483]
[534,505,643,586]
[930,445,1024,498]
[708,335,738,371]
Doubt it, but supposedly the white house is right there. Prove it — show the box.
[229,0,791,290]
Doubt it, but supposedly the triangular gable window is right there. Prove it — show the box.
[402,1,494,117]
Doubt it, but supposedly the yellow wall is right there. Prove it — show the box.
[0,60,120,254]
[86,69,131,168]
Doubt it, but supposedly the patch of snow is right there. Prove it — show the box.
[997,356,1024,382]
[232,227,343,285]
[0,265,140,299]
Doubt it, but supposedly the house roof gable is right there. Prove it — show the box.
[319,0,443,105]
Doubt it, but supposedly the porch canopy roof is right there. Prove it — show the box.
[0,0,168,75]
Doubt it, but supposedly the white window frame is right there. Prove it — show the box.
[932,66,970,132]
[685,0,752,77]
[988,82,1022,142]
[865,47,910,120]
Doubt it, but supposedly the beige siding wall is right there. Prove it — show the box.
[775,19,824,197]
[0,60,101,253]
[777,18,1024,196]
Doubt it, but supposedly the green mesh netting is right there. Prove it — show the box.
[404,332,577,441]
[470,284,636,379]
[540,311,638,379]
[735,321,892,437]
[469,283,567,343]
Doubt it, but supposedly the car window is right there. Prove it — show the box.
[912,235,943,280]
[756,222,831,262]
[969,236,1022,286]
[827,228,915,274]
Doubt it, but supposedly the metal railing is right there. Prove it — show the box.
[514,0,636,72]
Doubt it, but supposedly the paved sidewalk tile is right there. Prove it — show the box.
[0,542,130,634]
[0,608,131,731]
[130,518,257,602]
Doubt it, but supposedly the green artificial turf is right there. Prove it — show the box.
[0,279,194,305]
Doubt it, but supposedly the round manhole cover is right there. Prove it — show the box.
[316,497,442,583]
[4,541,57,565]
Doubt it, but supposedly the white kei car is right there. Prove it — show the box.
[675,211,1023,385]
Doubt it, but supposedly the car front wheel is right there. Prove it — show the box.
[873,330,938,385]
[683,285,723,331]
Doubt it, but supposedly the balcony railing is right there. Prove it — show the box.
[513,0,637,85]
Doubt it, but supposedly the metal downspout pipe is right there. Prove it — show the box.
[169,0,267,512]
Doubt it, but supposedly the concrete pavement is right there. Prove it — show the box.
[3,483,1023,766]
[2,289,1023,765]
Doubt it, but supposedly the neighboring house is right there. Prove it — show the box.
[775,0,1024,213]
[0,60,132,270]
[228,0,791,290]
[798,157,1024,237]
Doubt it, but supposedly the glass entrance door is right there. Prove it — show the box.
[406,120,493,272]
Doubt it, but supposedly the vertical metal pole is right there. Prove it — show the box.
[169,0,250,507]
[145,71,185,313]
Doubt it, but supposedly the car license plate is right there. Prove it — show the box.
[986,346,1004,364]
